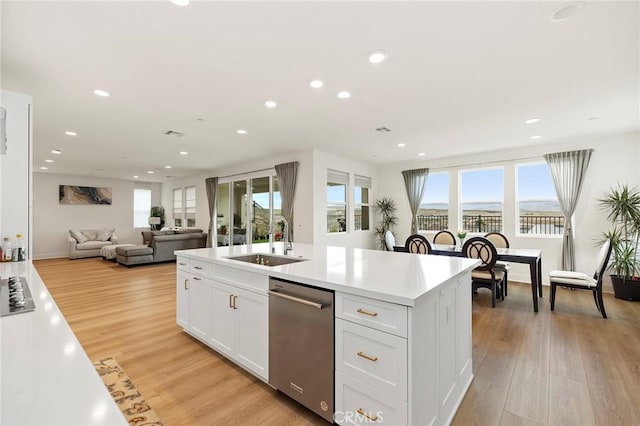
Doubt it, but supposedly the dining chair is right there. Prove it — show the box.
[484,232,511,296]
[433,230,456,245]
[462,236,505,308]
[384,230,396,251]
[405,234,432,254]
[550,239,613,318]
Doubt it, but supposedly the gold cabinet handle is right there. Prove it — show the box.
[192,276,202,281]
[357,351,378,362]
[229,294,233,308]
[184,279,189,290]
[232,295,238,309]
[194,266,203,270]
[356,408,378,422]
[178,262,187,266]
[357,308,378,317]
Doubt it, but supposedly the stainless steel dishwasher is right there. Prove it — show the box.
[269,277,334,423]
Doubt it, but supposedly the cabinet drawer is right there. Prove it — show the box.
[176,256,189,271]
[336,319,407,401]
[336,293,408,338]
[335,371,407,425]
[190,258,213,276]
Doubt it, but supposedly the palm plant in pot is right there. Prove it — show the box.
[373,197,398,250]
[598,184,640,301]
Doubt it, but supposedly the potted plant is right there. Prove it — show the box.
[150,206,165,231]
[598,184,640,301]
[373,197,398,250]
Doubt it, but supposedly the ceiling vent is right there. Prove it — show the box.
[162,129,185,137]
[375,126,391,133]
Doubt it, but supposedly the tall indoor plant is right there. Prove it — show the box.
[150,206,165,231]
[598,184,640,300]
[373,196,398,250]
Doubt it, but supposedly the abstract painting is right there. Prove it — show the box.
[59,185,112,205]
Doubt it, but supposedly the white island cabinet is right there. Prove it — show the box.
[175,243,478,425]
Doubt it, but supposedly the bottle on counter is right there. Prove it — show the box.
[15,234,26,261]
[2,237,13,262]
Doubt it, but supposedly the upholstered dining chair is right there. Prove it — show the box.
[433,230,456,245]
[462,237,506,308]
[484,232,511,296]
[550,239,613,318]
[384,230,396,251]
[405,234,432,254]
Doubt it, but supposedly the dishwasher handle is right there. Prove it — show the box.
[269,290,325,309]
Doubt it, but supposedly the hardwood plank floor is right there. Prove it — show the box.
[33,258,640,425]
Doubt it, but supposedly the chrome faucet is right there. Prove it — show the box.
[282,218,292,255]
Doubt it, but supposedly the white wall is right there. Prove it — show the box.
[1,90,32,257]
[32,173,161,259]
[377,131,640,287]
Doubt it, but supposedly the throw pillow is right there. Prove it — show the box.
[81,230,98,241]
[96,228,115,242]
[70,229,88,244]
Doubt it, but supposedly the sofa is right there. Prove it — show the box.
[68,228,118,259]
[116,229,206,266]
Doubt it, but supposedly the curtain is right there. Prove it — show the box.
[402,168,429,234]
[205,177,218,248]
[544,149,593,271]
[275,162,299,242]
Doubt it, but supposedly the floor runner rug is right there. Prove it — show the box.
[94,356,164,426]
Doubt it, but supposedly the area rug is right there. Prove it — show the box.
[94,357,164,426]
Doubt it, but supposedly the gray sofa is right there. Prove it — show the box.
[116,229,206,266]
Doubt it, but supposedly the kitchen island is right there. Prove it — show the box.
[175,243,479,425]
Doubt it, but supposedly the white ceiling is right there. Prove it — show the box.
[2,1,638,182]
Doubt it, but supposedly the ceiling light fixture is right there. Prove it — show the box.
[236,129,247,135]
[550,1,585,22]
[179,151,188,155]
[165,165,172,169]
[368,50,388,64]
[525,118,541,124]
[337,91,351,99]
[65,131,77,136]
[147,171,155,174]
[169,0,190,6]
[310,80,324,89]
[530,135,541,140]
[265,100,277,108]
[51,149,62,154]
[93,89,110,97]
[397,143,406,148]
[418,153,426,157]
[40,166,48,170]
[45,159,54,163]
[133,175,139,179]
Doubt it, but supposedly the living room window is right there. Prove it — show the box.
[133,188,151,228]
[173,188,183,227]
[327,170,348,233]
[185,186,196,228]
[354,175,371,231]
[460,167,504,233]
[173,186,196,228]
[517,162,564,236]
[419,172,450,231]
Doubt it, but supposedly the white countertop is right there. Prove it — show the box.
[0,261,127,426]
[176,243,480,306]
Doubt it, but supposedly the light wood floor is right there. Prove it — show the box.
[34,258,640,426]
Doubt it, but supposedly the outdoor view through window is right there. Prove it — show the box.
[517,163,564,235]
[419,172,449,231]
[461,168,504,233]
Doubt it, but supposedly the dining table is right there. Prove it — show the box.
[397,243,543,312]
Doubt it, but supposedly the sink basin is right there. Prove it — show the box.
[226,253,308,267]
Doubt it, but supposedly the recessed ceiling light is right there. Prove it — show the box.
[524,118,541,124]
[169,0,190,5]
[265,100,277,108]
[418,153,426,157]
[147,171,155,174]
[40,166,48,170]
[180,151,188,155]
[165,165,172,169]
[65,131,77,136]
[196,118,204,122]
[51,149,62,154]
[45,159,54,163]
[310,80,324,89]
[337,91,351,99]
[133,175,139,179]
[236,129,247,135]
[368,51,388,64]
[93,89,110,97]
[530,135,541,140]
[588,117,599,121]
[550,1,585,22]
[397,143,406,148]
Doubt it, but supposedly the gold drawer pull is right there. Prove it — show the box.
[194,266,203,270]
[178,262,187,266]
[356,308,378,317]
[357,351,378,362]
[357,408,378,422]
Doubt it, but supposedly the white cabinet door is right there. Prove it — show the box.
[455,274,472,382]
[209,280,236,358]
[438,281,457,418]
[176,269,190,329]
[234,287,269,380]
[188,275,212,341]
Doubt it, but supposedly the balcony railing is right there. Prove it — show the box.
[416,214,565,235]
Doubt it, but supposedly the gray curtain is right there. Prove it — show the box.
[544,149,593,271]
[205,177,218,248]
[402,168,429,234]
[275,162,299,242]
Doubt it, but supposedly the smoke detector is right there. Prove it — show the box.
[375,126,391,133]
[162,129,185,137]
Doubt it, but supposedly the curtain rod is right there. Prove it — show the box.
[428,154,544,172]
[219,166,274,180]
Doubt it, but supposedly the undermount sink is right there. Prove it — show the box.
[226,253,308,267]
